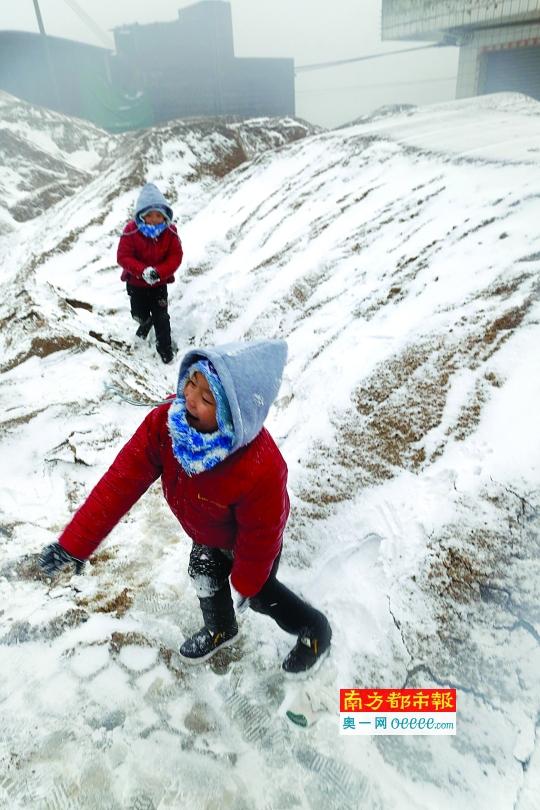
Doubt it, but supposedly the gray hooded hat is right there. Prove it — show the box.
[135,183,173,222]
[177,339,288,453]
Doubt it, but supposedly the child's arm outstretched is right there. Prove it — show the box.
[40,408,165,575]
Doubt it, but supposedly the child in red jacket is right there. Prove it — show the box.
[117,183,183,364]
[39,340,332,673]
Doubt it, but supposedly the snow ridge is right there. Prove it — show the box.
[0,92,539,810]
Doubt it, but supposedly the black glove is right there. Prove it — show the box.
[39,542,85,576]
[142,267,160,285]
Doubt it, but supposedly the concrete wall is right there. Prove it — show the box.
[382,0,540,42]
[380,1,540,103]
[456,22,540,97]
[0,31,110,117]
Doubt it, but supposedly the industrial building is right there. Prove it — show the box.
[0,30,121,127]
[0,1,294,131]
[112,1,294,122]
[381,0,540,101]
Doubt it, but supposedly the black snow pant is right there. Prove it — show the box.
[187,542,330,642]
[126,283,171,353]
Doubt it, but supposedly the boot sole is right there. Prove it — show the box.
[177,631,240,665]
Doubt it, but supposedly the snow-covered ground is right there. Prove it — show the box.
[0,91,539,810]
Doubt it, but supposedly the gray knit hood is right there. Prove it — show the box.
[135,183,173,222]
[177,339,287,453]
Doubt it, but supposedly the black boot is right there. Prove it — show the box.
[282,620,332,674]
[179,625,238,663]
[179,584,238,663]
[157,344,175,364]
[135,315,153,339]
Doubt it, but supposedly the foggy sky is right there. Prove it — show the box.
[1,0,459,128]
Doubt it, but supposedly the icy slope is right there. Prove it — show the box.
[348,92,540,161]
[0,108,316,371]
[0,85,314,238]
[0,94,538,810]
[0,91,116,234]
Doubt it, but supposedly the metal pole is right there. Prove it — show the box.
[32,0,62,112]
[32,0,46,35]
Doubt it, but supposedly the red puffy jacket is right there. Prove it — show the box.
[117,221,183,288]
[58,403,290,597]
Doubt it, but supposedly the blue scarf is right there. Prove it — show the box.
[167,364,235,475]
[138,221,168,239]
[167,398,235,475]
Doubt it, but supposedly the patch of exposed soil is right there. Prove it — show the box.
[88,330,130,350]
[1,335,84,373]
[0,407,50,435]
[0,609,89,646]
[65,298,93,312]
[109,631,154,654]
[294,287,535,517]
[77,587,134,618]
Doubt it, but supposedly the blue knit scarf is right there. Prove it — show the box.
[138,221,168,239]
[167,361,235,476]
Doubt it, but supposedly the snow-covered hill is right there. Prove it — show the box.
[0,91,117,234]
[0,93,538,810]
[0,87,315,236]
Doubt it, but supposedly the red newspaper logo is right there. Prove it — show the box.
[340,688,456,713]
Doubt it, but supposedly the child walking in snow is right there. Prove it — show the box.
[40,340,332,673]
[117,183,183,364]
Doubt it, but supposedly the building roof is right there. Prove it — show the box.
[0,29,110,53]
